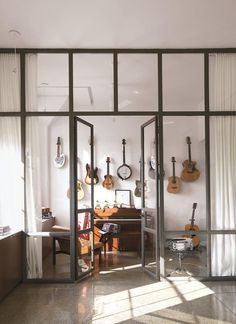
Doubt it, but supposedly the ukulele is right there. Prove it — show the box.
[134,160,146,197]
[183,202,200,248]
[84,163,99,185]
[67,180,85,201]
[117,139,132,180]
[54,137,66,168]
[181,136,200,182]
[102,157,114,190]
[167,157,180,193]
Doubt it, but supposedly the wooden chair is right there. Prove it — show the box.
[51,225,103,264]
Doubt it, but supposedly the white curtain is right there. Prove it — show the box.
[210,54,236,276]
[0,54,20,111]
[25,54,43,278]
[0,117,23,231]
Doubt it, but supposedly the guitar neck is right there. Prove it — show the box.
[123,143,126,164]
[107,161,110,175]
[188,143,192,163]
[190,203,197,227]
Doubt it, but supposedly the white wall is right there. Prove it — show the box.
[45,115,206,232]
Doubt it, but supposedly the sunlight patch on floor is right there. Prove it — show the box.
[99,263,142,274]
[130,308,231,324]
[92,277,214,324]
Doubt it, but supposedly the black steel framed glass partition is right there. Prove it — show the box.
[1,48,236,282]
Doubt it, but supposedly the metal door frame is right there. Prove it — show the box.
[141,116,161,280]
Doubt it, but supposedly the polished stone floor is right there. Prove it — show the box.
[0,252,236,324]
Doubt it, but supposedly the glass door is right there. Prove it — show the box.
[74,116,96,280]
[141,116,160,279]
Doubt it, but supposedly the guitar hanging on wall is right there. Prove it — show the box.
[54,137,66,168]
[117,139,132,180]
[84,163,99,185]
[183,202,200,248]
[102,157,114,190]
[67,180,85,201]
[181,136,200,182]
[167,157,180,193]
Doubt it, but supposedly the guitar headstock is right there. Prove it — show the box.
[171,156,176,163]
[193,202,197,210]
[56,137,61,145]
[186,136,191,145]
[106,157,110,164]
[122,139,126,145]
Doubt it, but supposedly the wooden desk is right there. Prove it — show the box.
[94,208,141,253]
[0,231,23,301]
[42,217,55,259]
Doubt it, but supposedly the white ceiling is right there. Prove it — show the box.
[1,0,236,49]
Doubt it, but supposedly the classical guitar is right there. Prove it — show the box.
[181,136,200,182]
[102,157,114,190]
[54,137,66,168]
[183,202,200,248]
[67,180,85,201]
[167,157,180,193]
[134,160,146,197]
[117,139,132,180]
[84,163,99,185]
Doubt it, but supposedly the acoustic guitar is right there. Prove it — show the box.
[102,157,114,190]
[183,202,200,248]
[84,163,99,185]
[181,136,200,182]
[167,157,180,193]
[67,180,84,201]
[54,137,66,168]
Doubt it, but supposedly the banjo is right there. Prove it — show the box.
[117,139,132,180]
[54,137,66,168]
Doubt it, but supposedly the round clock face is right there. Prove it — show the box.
[117,164,132,180]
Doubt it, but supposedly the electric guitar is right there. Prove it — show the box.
[102,157,114,190]
[54,137,66,168]
[67,180,85,201]
[183,202,200,248]
[167,157,180,193]
[84,163,99,185]
[181,136,200,182]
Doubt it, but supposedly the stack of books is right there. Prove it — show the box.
[0,225,11,235]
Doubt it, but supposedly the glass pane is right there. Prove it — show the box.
[144,231,156,274]
[26,54,69,111]
[27,235,70,279]
[0,117,23,232]
[78,230,94,275]
[0,54,20,112]
[210,116,236,230]
[165,232,207,277]
[26,116,69,278]
[209,53,236,111]
[118,54,158,111]
[143,121,157,209]
[211,234,236,276]
[163,116,206,232]
[163,54,204,111]
[73,54,113,111]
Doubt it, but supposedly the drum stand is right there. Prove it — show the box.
[168,251,192,276]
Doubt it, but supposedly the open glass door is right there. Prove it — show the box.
[141,116,160,279]
[74,116,96,280]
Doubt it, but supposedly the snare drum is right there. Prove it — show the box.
[168,237,193,252]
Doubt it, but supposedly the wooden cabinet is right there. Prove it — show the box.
[0,232,23,301]
[94,208,141,253]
